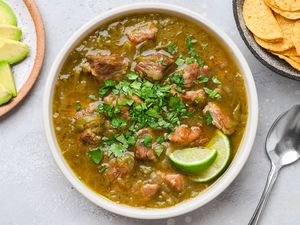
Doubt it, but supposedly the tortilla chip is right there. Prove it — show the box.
[264,0,300,12]
[290,56,300,63]
[254,14,294,52]
[280,48,299,57]
[292,20,300,55]
[273,52,300,71]
[243,0,283,42]
[265,1,300,20]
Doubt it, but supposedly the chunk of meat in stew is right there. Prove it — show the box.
[203,102,236,135]
[183,62,209,88]
[80,128,101,144]
[169,124,207,145]
[181,89,206,104]
[140,183,160,198]
[127,22,158,45]
[85,54,128,82]
[157,171,185,192]
[135,53,174,81]
[103,154,135,183]
[134,128,156,161]
[74,102,103,144]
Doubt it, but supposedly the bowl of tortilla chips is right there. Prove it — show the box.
[233,0,300,80]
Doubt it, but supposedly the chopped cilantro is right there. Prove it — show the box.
[198,76,209,83]
[205,111,213,125]
[98,87,109,97]
[170,72,185,86]
[167,41,178,54]
[111,117,127,128]
[175,58,185,66]
[154,147,164,157]
[203,87,221,99]
[75,101,82,112]
[108,143,126,158]
[186,57,196,64]
[104,80,116,87]
[127,71,139,80]
[99,164,109,173]
[159,57,168,66]
[88,94,97,101]
[143,134,153,147]
[146,106,161,118]
[130,80,142,89]
[186,34,205,67]
[156,136,165,144]
[88,148,103,164]
[212,76,221,84]
[116,134,128,147]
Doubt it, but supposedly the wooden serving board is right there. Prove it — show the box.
[0,0,45,117]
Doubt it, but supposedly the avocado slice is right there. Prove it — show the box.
[0,25,22,40]
[0,38,29,64]
[0,62,16,96]
[0,83,12,105]
[0,0,17,26]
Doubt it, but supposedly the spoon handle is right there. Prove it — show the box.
[248,164,280,225]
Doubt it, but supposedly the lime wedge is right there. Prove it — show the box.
[191,130,231,182]
[169,147,217,173]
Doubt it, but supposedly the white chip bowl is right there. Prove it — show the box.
[44,3,258,219]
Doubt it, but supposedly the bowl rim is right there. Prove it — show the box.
[43,3,258,219]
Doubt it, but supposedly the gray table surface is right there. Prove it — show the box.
[1,0,300,225]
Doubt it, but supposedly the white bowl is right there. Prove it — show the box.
[44,3,258,219]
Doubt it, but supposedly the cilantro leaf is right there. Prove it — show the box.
[198,76,209,83]
[212,76,221,84]
[175,58,185,66]
[88,94,97,101]
[104,80,116,87]
[203,87,222,99]
[167,41,178,54]
[205,111,213,125]
[75,101,82,112]
[108,143,126,158]
[99,164,109,173]
[154,147,164,157]
[127,71,139,80]
[143,135,153,147]
[88,148,103,164]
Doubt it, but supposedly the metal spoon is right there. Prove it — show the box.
[248,105,300,225]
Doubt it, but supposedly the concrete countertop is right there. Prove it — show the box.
[0,0,299,224]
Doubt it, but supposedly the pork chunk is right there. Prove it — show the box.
[157,171,185,192]
[127,22,158,44]
[135,53,174,81]
[103,154,135,183]
[86,54,128,82]
[183,62,209,88]
[80,128,101,144]
[182,89,206,104]
[134,128,156,161]
[169,124,207,145]
[203,102,236,135]
[140,183,160,198]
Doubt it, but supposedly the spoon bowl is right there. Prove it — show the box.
[266,105,300,167]
[249,105,300,225]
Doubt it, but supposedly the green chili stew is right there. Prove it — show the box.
[53,13,248,208]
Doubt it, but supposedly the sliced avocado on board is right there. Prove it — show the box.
[0,25,22,40]
[0,0,17,26]
[0,38,29,64]
[0,83,12,105]
[0,62,16,97]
